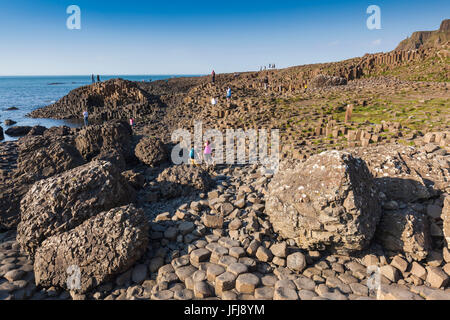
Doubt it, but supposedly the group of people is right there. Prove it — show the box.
[209,87,232,107]
[259,64,276,71]
[190,140,213,166]
[82,109,136,129]
[91,74,101,83]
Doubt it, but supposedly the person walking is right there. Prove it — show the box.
[226,87,231,101]
[91,74,95,83]
[97,75,101,82]
[211,70,216,84]
[189,146,196,165]
[83,110,89,126]
[263,75,269,90]
[203,140,212,166]
[129,117,135,127]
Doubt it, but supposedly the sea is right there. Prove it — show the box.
[0,75,200,142]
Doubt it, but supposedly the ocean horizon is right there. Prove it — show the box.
[0,74,202,141]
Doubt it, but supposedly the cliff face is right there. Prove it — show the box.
[395,19,449,51]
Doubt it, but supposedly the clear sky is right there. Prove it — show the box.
[0,0,448,75]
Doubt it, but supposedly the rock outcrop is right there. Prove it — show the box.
[309,74,347,88]
[134,137,168,167]
[34,205,149,293]
[443,196,450,248]
[375,206,432,261]
[75,120,133,163]
[17,160,135,256]
[5,126,32,137]
[265,150,381,253]
[156,165,215,199]
[396,19,449,51]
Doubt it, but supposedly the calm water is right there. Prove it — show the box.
[0,75,199,141]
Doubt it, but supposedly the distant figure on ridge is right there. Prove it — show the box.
[189,146,197,165]
[129,117,135,127]
[263,75,269,90]
[97,75,101,82]
[83,110,89,126]
[91,74,95,83]
[226,87,231,101]
[211,70,216,84]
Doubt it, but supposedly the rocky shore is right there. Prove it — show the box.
[0,20,449,301]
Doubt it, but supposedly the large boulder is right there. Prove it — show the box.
[27,125,47,136]
[309,74,347,88]
[34,205,149,293]
[375,206,431,261]
[0,135,85,230]
[15,135,84,183]
[265,150,381,253]
[75,120,133,163]
[443,196,450,249]
[156,164,215,199]
[5,126,32,137]
[350,144,448,202]
[17,160,135,256]
[134,137,168,167]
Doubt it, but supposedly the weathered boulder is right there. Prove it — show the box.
[156,164,215,199]
[443,196,450,248]
[309,74,347,88]
[34,205,149,293]
[265,150,381,253]
[75,120,133,163]
[27,125,47,136]
[17,160,135,256]
[134,137,168,167]
[5,126,32,137]
[15,135,84,183]
[375,206,431,261]
[0,135,85,230]
[350,144,448,201]
[43,125,72,137]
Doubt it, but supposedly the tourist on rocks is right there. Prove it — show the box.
[263,76,269,90]
[226,87,231,101]
[91,74,95,83]
[129,117,135,127]
[211,70,216,84]
[97,75,101,82]
[83,110,89,126]
[211,97,217,107]
[203,140,212,166]
[189,146,197,165]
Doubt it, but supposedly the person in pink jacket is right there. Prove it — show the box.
[203,140,212,166]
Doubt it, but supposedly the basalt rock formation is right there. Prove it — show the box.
[265,151,381,253]
[396,19,450,51]
[34,205,149,293]
[17,160,135,257]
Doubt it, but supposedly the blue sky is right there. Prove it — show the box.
[0,0,447,75]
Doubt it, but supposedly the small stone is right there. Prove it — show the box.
[255,287,274,299]
[190,248,211,267]
[222,290,238,300]
[236,273,260,294]
[229,247,245,259]
[227,263,248,276]
[298,289,317,300]
[149,257,164,273]
[203,215,224,229]
[410,262,427,280]
[215,272,236,295]
[194,281,213,298]
[380,265,400,282]
[256,246,273,262]
[273,287,299,300]
[178,221,195,235]
[175,265,197,282]
[349,282,368,296]
[246,240,260,256]
[426,266,449,288]
[261,275,278,287]
[390,256,408,273]
[286,252,307,272]
[3,269,25,282]
[294,276,315,291]
[206,264,225,282]
[229,218,242,230]
[152,290,174,300]
[270,242,288,258]
[174,288,194,300]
